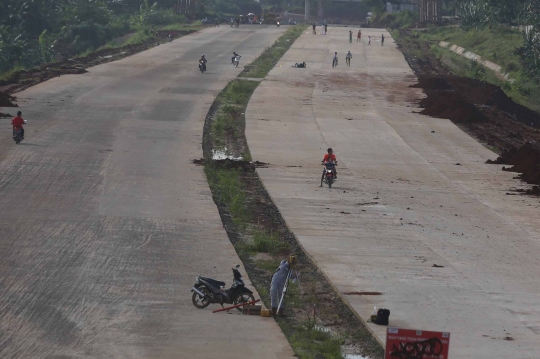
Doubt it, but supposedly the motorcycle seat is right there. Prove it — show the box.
[200,277,225,287]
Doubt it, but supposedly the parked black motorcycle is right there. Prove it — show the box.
[191,265,255,311]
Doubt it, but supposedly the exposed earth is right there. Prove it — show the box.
[396,28,540,193]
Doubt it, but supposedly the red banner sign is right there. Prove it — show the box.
[385,327,450,359]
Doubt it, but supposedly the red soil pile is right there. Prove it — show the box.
[0,90,17,107]
[488,142,540,187]
[414,76,540,127]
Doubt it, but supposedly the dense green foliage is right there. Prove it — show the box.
[406,25,540,111]
[370,10,418,28]
[454,0,540,83]
[0,0,269,75]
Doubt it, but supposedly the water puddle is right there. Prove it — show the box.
[212,148,243,161]
[314,324,331,333]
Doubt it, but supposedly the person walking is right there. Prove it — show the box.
[381,34,385,46]
[312,23,316,34]
[324,23,328,35]
[346,51,352,67]
[368,35,371,45]
[349,30,353,43]
[214,18,219,27]
[332,52,338,68]
[357,30,362,42]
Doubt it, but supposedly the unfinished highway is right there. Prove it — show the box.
[246,27,540,358]
[0,26,294,358]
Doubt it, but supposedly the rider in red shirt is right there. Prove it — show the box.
[12,111,25,139]
[320,148,337,186]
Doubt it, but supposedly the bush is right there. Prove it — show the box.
[505,60,520,73]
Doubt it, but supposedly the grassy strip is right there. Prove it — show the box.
[239,25,306,78]
[202,25,383,359]
[99,22,204,50]
[204,79,350,359]
[392,27,540,113]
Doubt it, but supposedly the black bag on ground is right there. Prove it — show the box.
[375,308,390,325]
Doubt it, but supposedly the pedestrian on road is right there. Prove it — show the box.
[215,18,219,27]
[324,23,328,35]
[312,23,316,34]
[349,30,353,43]
[381,34,385,46]
[346,51,352,67]
[332,52,338,68]
[368,35,371,45]
[357,30,361,42]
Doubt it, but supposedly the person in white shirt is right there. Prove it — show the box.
[346,51,352,67]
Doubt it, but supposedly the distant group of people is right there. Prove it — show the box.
[229,17,241,28]
[330,31,385,69]
[350,30,384,46]
[312,22,328,35]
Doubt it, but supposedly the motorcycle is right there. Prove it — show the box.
[322,162,337,188]
[276,21,280,27]
[168,34,173,42]
[199,60,206,73]
[191,265,255,311]
[233,55,241,68]
[13,128,23,144]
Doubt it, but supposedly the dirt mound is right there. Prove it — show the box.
[0,91,17,107]
[418,89,486,123]
[415,75,540,127]
[488,142,540,186]
[411,77,452,90]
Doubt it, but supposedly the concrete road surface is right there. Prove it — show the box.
[246,27,540,358]
[0,26,295,359]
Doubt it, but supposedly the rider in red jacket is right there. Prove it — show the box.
[320,148,337,186]
[12,111,25,139]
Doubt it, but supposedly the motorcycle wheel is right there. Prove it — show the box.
[328,177,332,188]
[233,292,255,312]
[192,286,211,308]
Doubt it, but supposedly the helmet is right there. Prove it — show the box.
[327,148,333,153]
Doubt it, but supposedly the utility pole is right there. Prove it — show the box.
[318,0,324,21]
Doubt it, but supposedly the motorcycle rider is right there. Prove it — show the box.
[232,52,239,65]
[320,148,337,187]
[12,111,25,140]
[199,54,207,71]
